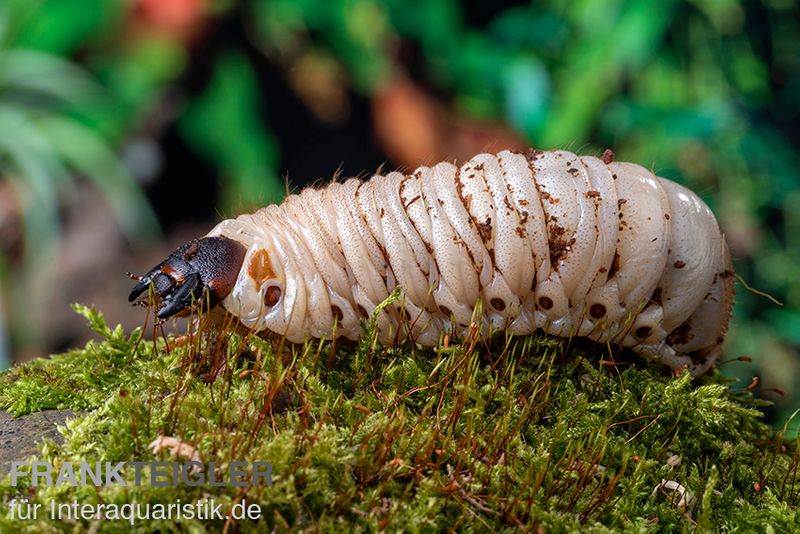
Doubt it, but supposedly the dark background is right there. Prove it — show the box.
[0,0,798,429]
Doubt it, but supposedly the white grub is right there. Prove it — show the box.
[209,148,734,376]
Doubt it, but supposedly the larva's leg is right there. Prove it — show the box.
[128,236,247,319]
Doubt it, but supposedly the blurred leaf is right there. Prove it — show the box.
[334,0,393,90]
[0,49,102,106]
[7,0,123,55]
[504,56,551,139]
[764,311,800,346]
[386,0,461,54]
[36,116,160,239]
[541,0,679,146]
[179,51,282,209]
[689,0,745,34]
[104,36,187,109]
[0,8,161,357]
[489,6,569,52]
[601,99,735,141]
[252,0,393,92]
[0,104,64,253]
[249,0,308,53]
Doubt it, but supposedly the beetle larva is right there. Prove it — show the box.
[129,148,734,376]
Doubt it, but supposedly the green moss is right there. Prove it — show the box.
[1,304,798,532]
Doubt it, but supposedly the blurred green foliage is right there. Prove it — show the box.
[179,51,281,207]
[0,0,797,427]
[0,1,159,366]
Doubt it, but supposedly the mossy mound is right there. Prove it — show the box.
[1,304,798,532]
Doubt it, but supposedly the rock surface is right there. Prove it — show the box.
[0,409,81,476]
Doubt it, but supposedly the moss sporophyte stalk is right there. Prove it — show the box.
[1,304,798,531]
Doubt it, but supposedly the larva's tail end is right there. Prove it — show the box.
[690,241,736,377]
[689,241,734,374]
[661,240,736,377]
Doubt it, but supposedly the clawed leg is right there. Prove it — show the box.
[128,236,246,319]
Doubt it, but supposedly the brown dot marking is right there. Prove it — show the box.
[589,303,606,319]
[538,296,553,310]
[548,224,573,269]
[490,298,506,311]
[439,306,452,317]
[601,148,615,164]
[477,217,492,241]
[182,241,199,261]
[526,148,544,161]
[357,304,368,318]
[331,305,344,323]
[635,326,652,339]
[674,260,686,269]
[264,286,281,307]
[248,249,276,291]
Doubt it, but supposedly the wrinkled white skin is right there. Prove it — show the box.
[207,149,734,376]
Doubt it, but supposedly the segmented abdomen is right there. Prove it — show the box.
[209,149,734,376]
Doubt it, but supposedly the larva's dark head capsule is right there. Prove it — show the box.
[128,236,247,319]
